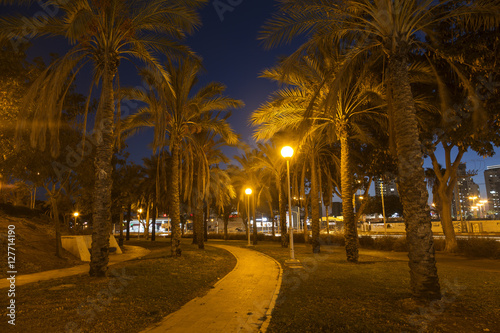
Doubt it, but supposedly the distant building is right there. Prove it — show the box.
[452,163,481,218]
[374,178,398,197]
[484,165,500,213]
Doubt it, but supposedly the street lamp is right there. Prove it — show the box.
[479,200,488,218]
[137,208,143,237]
[73,212,79,229]
[245,188,252,246]
[468,196,478,218]
[281,146,298,263]
[380,180,387,234]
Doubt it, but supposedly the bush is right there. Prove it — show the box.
[0,203,45,218]
[373,236,397,251]
[458,238,500,259]
[359,236,375,248]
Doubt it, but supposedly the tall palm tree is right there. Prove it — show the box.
[252,47,384,259]
[0,0,206,276]
[234,149,262,245]
[253,142,288,246]
[123,59,241,256]
[259,0,499,299]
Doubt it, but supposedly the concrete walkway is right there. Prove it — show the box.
[141,244,282,333]
[0,245,150,289]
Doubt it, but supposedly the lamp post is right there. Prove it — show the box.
[137,208,143,238]
[281,146,296,262]
[468,196,478,218]
[73,212,79,230]
[380,180,387,234]
[245,188,252,246]
[479,200,487,218]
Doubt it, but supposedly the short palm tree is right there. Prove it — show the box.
[123,59,241,256]
[0,0,206,276]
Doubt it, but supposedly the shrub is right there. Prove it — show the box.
[457,238,500,259]
[392,236,408,252]
[432,238,446,251]
[0,203,44,218]
[373,236,397,251]
[359,236,375,248]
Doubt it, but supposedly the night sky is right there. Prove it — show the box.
[4,0,500,199]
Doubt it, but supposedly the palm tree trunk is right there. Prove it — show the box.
[151,201,156,241]
[204,201,209,242]
[224,211,229,241]
[119,209,124,246]
[310,155,320,253]
[170,142,182,257]
[438,187,458,252]
[252,194,258,245]
[279,173,288,248]
[50,188,63,258]
[145,203,150,240]
[341,129,358,262]
[126,203,131,241]
[196,203,204,249]
[303,196,310,243]
[389,55,440,299]
[325,204,330,235]
[268,200,275,237]
[90,60,116,276]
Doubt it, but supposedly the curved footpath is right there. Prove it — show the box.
[0,245,150,289]
[142,244,282,333]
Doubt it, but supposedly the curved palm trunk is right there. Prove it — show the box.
[389,55,440,299]
[90,61,116,276]
[278,173,288,248]
[340,130,358,262]
[438,187,458,252]
[170,142,182,257]
[310,156,320,253]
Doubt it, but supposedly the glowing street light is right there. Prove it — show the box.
[137,209,143,237]
[281,146,298,263]
[73,212,79,229]
[245,188,252,246]
[469,196,478,218]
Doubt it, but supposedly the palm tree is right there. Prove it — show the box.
[259,0,499,299]
[253,142,288,246]
[234,149,262,245]
[0,0,206,276]
[123,59,241,256]
[252,47,384,259]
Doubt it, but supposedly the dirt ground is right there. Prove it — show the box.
[0,212,82,278]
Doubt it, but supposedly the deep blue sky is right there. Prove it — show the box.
[4,0,500,200]
[123,0,301,164]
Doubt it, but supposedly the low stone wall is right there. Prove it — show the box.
[61,235,122,262]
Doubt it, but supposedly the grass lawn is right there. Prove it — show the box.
[8,239,236,333]
[220,240,500,333]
